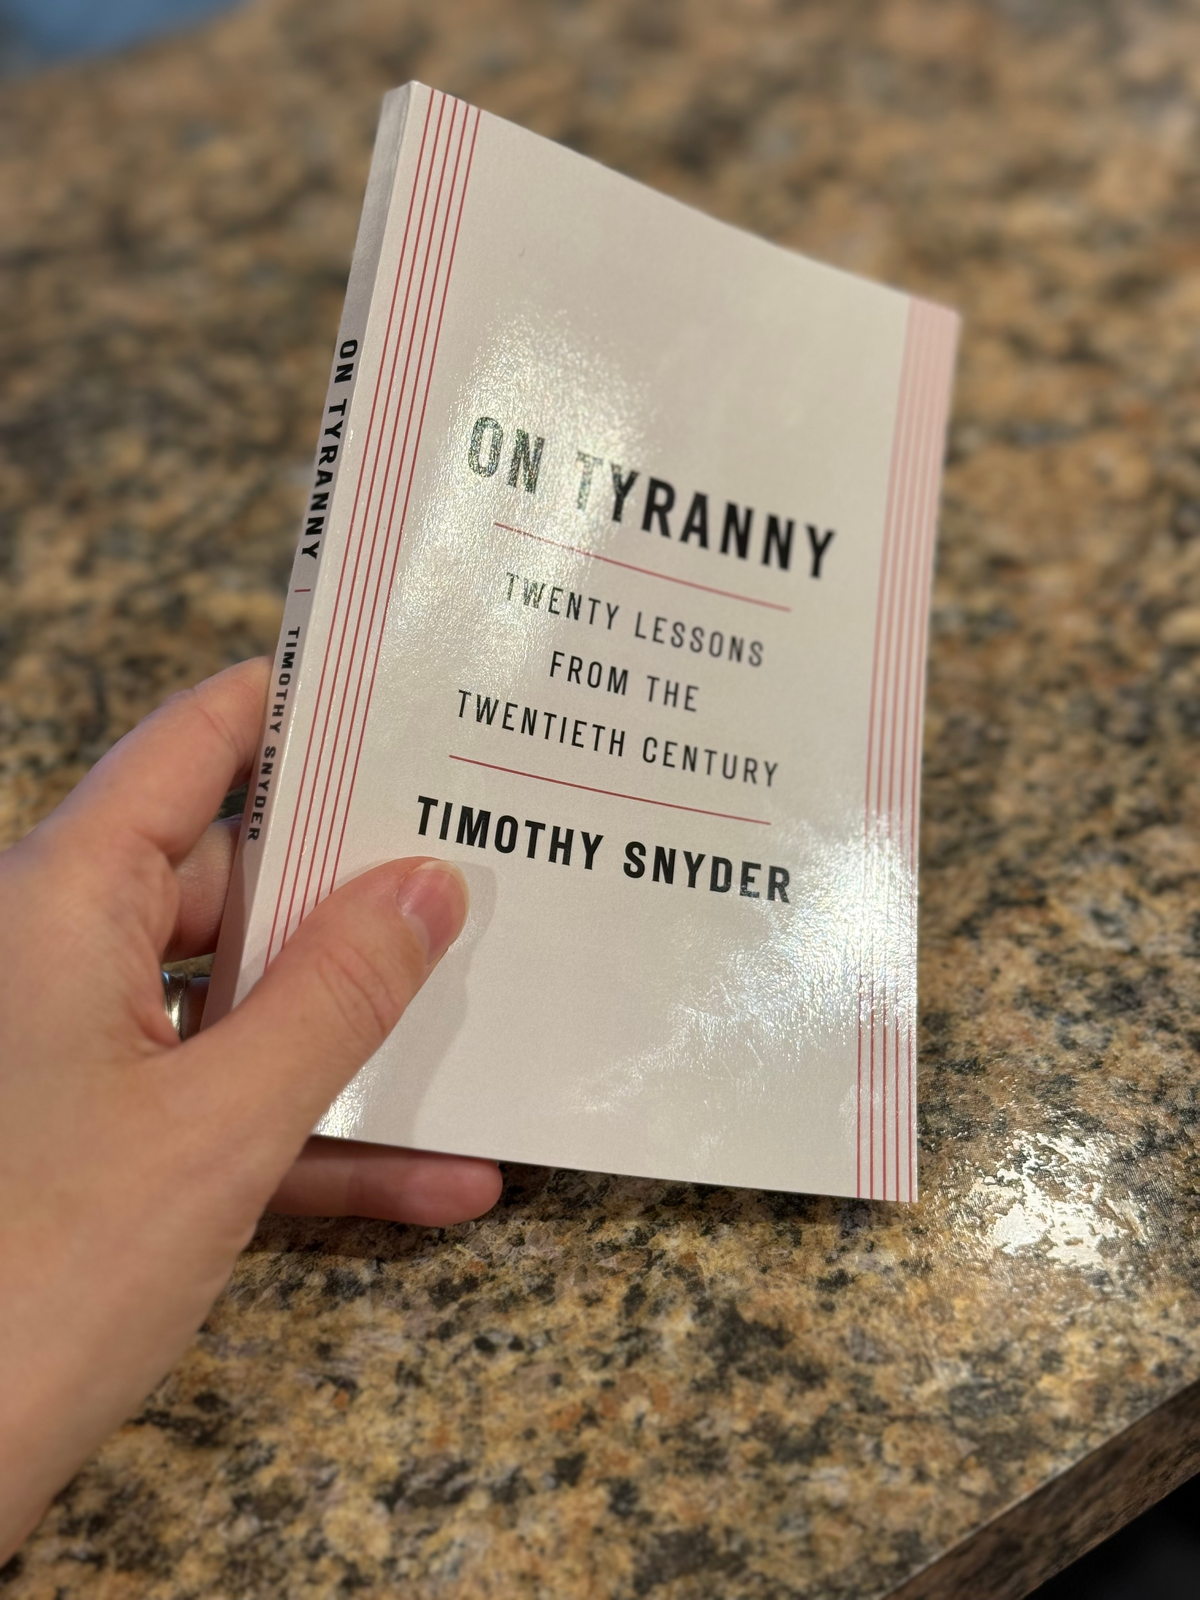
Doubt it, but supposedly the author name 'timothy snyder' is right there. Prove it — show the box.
[416,794,791,903]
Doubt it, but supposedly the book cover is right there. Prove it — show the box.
[206,82,959,1202]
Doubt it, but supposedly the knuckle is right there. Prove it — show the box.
[186,688,247,768]
[160,683,247,771]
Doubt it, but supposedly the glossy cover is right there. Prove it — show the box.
[206,83,959,1201]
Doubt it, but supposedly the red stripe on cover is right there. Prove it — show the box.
[862,312,915,1201]
[326,106,482,893]
[859,298,957,1199]
[897,324,936,1199]
[896,344,928,1196]
[885,320,934,1201]
[447,754,772,825]
[882,323,923,1200]
[319,103,479,905]
[904,305,957,1198]
[266,91,465,964]
[891,319,937,1199]
[265,93,440,965]
[295,95,470,930]
[493,522,793,612]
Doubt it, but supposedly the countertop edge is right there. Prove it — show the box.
[891,1381,1200,1600]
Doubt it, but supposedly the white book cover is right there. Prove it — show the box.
[206,83,959,1202]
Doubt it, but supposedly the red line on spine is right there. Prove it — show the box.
[878,373,909,1204]
[877,303,954,1201]
[920,311,956,1199]
[891,312,935,1198]
[863,300,922,1197]
[908,308,947,1203]
[863,373,892,1198]
[265,95,437,966]
[286,92,452,946]
[906,305,958,1199]
[327,107,485,893]
[896,315,934,1203]
[862,358,897,1197]
[493,523,793,613]
[887,318,930,1200]
[910,312,945,1193]
[878,313,916,1200]
[299,95,465,926]
[315,100,469,907]
[908,305,940,1196]
[896,308,938,1199]
[447,754,772,824]
[924,317,958,1197]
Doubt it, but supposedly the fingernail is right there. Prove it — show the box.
[396,860,469,966]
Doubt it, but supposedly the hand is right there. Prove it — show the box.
[0,658,502,1558]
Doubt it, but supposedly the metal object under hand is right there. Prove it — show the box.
[162,970,192,1040]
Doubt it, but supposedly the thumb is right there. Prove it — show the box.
[188,857,467,1155]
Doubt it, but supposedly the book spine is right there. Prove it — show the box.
[205,86,416,1023]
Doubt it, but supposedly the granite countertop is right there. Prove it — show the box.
[2,0,1199,1595]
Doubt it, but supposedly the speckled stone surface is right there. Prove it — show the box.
[1,1,1199,1595]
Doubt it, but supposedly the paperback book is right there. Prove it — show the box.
[207,83,959,1201]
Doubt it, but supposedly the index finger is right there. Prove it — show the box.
[50,658,270,864]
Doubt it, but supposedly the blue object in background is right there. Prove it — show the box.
[0,0,237,67]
